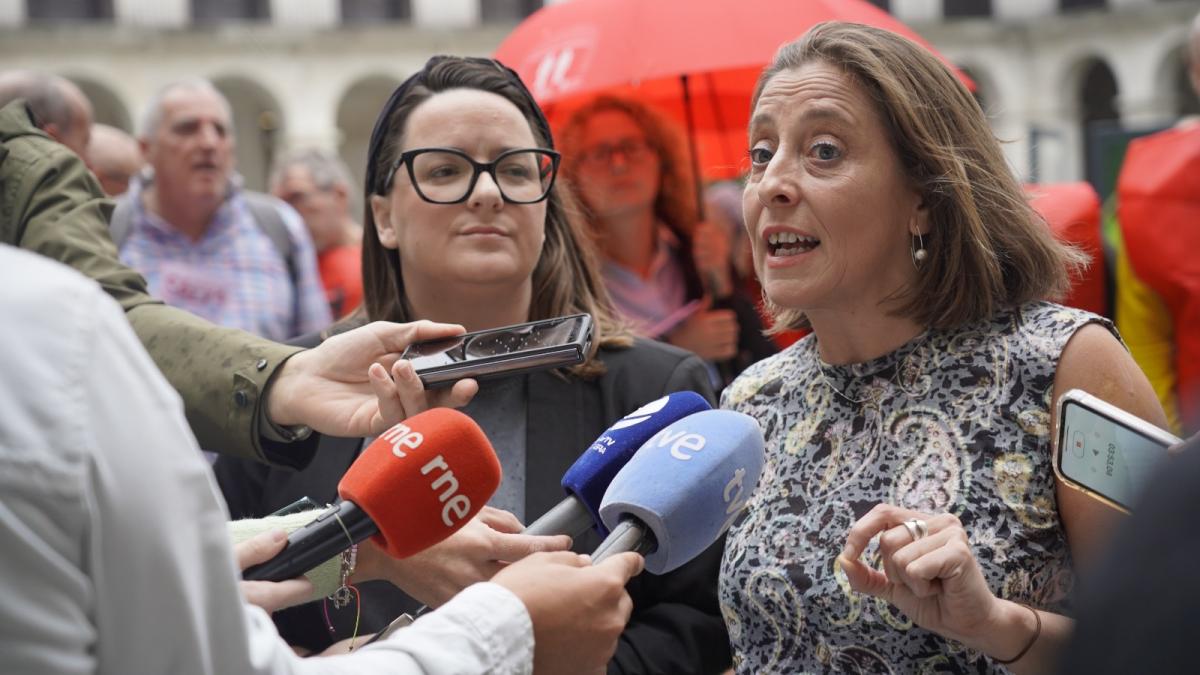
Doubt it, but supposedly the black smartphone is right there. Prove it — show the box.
[401,314,593,388]
[268,496,322,518]
[1053,389,1180,513]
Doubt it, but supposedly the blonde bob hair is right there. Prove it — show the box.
[755,22,1086,332]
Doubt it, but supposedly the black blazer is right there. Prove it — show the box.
[216,338,732,674]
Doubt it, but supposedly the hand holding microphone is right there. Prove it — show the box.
[359,388,709,608]
[492,550,644,675]
[242,408,501,582]
[360,506,571,608]
[235,529,316,614]
[592,409,766,573]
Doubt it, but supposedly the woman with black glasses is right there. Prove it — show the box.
[216,56,732,673]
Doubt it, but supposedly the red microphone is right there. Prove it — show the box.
[243,408,501,581]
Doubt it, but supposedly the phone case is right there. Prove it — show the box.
[401,314,593,388]
[1053,388,1180,513]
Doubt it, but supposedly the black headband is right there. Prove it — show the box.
[364,55,555,199]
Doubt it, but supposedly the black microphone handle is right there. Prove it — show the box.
[590,518,657,566]
[522,495,596,538]
[242,500,376,582]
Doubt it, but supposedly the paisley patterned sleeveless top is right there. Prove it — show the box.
[719,302,1111,673]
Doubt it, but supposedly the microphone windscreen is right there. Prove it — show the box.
[599,409,764,574]
[339,408,501,559]
[561,391,711,534]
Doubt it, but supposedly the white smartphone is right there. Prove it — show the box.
[1054,389,1181,513]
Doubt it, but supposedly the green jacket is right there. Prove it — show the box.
[0,99,312,467]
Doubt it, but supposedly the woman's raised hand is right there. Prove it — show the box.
[839,503,1066,671]
[352,506,571,608]
[838,503,1001,645]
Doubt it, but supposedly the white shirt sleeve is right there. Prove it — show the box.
[0,246,532,675]
[244,583,534,675]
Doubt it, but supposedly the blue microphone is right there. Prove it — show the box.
[522,391,712,537]
[592,409,765,574]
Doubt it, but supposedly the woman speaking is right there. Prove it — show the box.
[718,22,1165,673]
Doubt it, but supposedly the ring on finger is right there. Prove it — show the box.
[902,518,928,542]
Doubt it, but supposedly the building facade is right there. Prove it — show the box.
[2,0,1196,200]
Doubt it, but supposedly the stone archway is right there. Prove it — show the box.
[1071,56,1122,198]
[1155,43,1199,119]
[211,75,285,192]
[956,63,997,121]
[336,73,402,215]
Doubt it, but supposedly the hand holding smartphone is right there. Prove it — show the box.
[1054,389,1181,513]
[400,314,593,388]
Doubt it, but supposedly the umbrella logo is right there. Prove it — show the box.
[515,28,596,100]
[532,47,577,99]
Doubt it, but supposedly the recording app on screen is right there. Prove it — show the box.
[1060,401,1170,510]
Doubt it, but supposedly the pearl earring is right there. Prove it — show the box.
[911,231,928,268]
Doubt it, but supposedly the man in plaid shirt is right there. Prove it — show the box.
[117,79,330,341]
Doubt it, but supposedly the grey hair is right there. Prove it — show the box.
[269,147,354,193]
[0,70,72,131]
[138,78,233,139]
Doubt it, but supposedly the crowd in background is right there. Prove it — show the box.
[1,10,1199,675]
[5,49,1196,427]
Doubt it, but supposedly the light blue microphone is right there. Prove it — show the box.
[523,391,711,537]
[593,409,765,574]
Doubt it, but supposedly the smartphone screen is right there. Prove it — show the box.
[404,316,585,370]
[1059,399,1171,511]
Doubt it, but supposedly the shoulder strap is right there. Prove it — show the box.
[243,191,299,290]
[109,197,135,248]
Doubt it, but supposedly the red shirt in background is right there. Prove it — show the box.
[318,244,363,319]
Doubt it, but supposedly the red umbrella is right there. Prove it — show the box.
[495,0,971,181]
